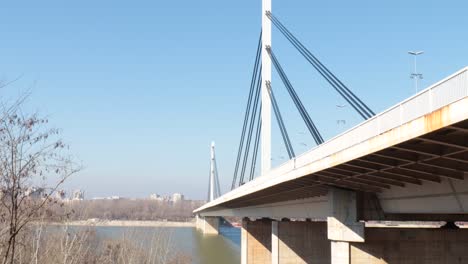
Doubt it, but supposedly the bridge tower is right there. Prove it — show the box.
[208,141,221,202]
[196,142,222,235]
[261,0,272,175]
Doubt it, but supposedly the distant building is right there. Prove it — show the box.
[54,190,66,200]
[172,193,184,203]
[25,187,45,199]
[149,193,164,201]
[72,189,84,200]
[149,193,159,199]
[91,195,121,200]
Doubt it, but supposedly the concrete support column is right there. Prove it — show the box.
[241,218,272,264]
[241,218,248,264]
[195,215,202,231]
[271,221,279,264]
[331,241,350,264]
[327,188,365,264]
[276,220,331,263]
[195,215,219,235]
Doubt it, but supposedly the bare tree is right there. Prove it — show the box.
[0,83,191,264]
[0,98,80,264]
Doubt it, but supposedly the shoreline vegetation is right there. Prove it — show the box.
[0,91,196,263]
[47,219,196,227]
[59,199,204,222]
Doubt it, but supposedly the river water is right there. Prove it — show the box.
[92,226,240,264]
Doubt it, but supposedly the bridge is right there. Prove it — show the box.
[194,1,468,263]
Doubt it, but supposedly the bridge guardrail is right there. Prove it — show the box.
[290,67,467,171]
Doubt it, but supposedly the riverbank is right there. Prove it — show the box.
[47,219,196,227]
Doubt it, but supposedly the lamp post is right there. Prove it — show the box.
[408,51,424,93]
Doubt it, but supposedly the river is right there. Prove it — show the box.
[88,225,240,264]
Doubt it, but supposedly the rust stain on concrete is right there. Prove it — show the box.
[424,105,450,132]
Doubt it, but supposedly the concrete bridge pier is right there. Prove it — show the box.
[241,218,272,264]
[240,188,363,263]
[239,188,468,263]
[239,215,468,264]
[195,215,220,235]
[239,188,360,263]
[241,218,331,264]
[327,188,364,264]
[272,220,330,264]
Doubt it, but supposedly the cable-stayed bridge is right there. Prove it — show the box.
[207,142,221,202]
[195,1,468,263]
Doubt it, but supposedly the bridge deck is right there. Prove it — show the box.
[195,67,468,216]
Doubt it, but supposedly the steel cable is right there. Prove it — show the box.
[231,32,262,189]
[267,12,375,119]
[239,75,262,186]
[267,47,324,145]
[266,81,295,159]
[249,110,261,181]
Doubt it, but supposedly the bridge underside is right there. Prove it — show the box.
[199,117,468,221]
[227,119,466,204]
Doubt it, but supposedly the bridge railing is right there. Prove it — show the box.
[289,67,467,171]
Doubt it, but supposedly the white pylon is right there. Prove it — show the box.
[208,141,221,202]
[261,0,272,176]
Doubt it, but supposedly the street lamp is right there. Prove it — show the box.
[336,104,346,128]
[408,51,424,93]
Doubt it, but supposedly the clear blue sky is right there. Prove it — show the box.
[0,0,466,199]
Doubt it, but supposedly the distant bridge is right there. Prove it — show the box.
[194,0,468,263]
